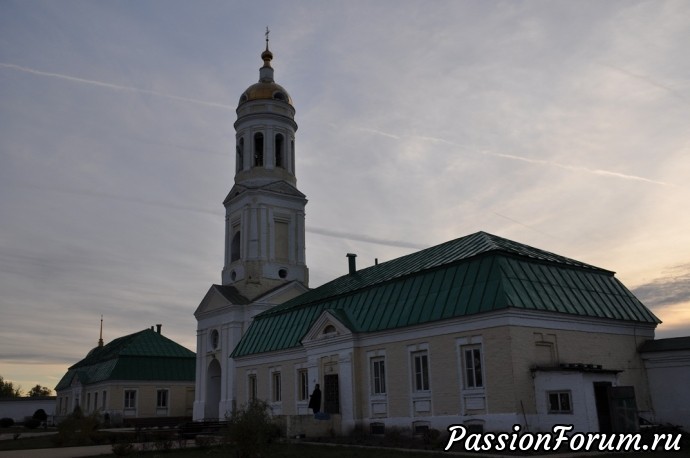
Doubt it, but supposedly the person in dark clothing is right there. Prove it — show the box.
[308,384,321,413]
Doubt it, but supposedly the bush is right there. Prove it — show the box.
[0,417,14,428]
[32,409,47,422]
[195,435,216,449]
[24,418,41,429]
[227,399,280,458]
[111,441,135,456]
[152,431,174,451]
[51,411,102,446]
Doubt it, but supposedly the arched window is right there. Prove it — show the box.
[230,231,241,263]
[253,133,264,167]
[275,134,284,168]
[236,138,244,172]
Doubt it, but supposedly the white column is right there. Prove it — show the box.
[296,211,306,265]
[193,329,206,421]
[339,351,354,433]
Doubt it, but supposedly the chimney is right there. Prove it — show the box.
[156,324,162,334]
[346,253,357,275]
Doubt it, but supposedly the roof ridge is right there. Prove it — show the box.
[263,231,604,316]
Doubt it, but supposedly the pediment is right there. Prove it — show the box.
[261,181,306,198]
[301,310,354,345]
[254,281,310,306]
[223,185,247,205]
[194,284,249,318]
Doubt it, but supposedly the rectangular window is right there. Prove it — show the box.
[86,392,91,412]
[275,221,289,261]
[548,391,572,414]
[102,390,107,409]
[272,372,282,402]
[412,351,429,392]
[94,392,98,411]
[463,346,484,388]
[248,374,257,401]
[157,389,169,408]
[371,357,386,395]
[124,390,136,409]
[298,369,309,401]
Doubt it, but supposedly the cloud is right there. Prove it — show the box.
[632,264,690,308]
[0,62,234,111]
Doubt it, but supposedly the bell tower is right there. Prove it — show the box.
[221,35,308,299]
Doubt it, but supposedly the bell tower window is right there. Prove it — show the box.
[236,138,244,172]
[253,133,264,167]
[230,231,241,263]
[275,134,284,168]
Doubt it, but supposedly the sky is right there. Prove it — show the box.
[1,0,689,393]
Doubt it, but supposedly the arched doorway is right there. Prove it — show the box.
[205,359,221,420]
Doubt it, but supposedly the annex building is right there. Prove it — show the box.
[55,325,195,423]
[193,40,672,435]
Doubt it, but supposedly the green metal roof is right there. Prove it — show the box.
[231,232,659,358]
[55,329,195,391]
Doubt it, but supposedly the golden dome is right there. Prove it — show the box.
[239,81,293,106]
[238,38,293,107]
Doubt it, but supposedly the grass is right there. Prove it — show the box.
[0,433,57,451]
[1,437,684,457]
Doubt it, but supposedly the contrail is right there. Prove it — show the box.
[358,125,673,187]
[599,62,690,107]
[308,226,425,250]
[0,62,234,110]
[356,127,401,140]
[15,183,425,250]
[487,152,674,187]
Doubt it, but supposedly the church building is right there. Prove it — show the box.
[55,324,195,423]
[193,38,310,421]
[193,39,664,436]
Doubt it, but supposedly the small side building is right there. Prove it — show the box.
[639,336,690,432]
[55,326,195,424]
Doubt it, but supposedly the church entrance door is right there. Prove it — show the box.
[206,359,221,419]
[324,374,340,414]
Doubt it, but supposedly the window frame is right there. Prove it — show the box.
[371,356,387,395]
[297,369,309,402]
[411,351,430,392]
[272,371,282,403]
[462,345,484,389]
[156,389,169,409]
[124,389,137,410]
[248,374,257,401]
[547,390,573,414]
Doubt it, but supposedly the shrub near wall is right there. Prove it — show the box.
[0,418,14,428]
